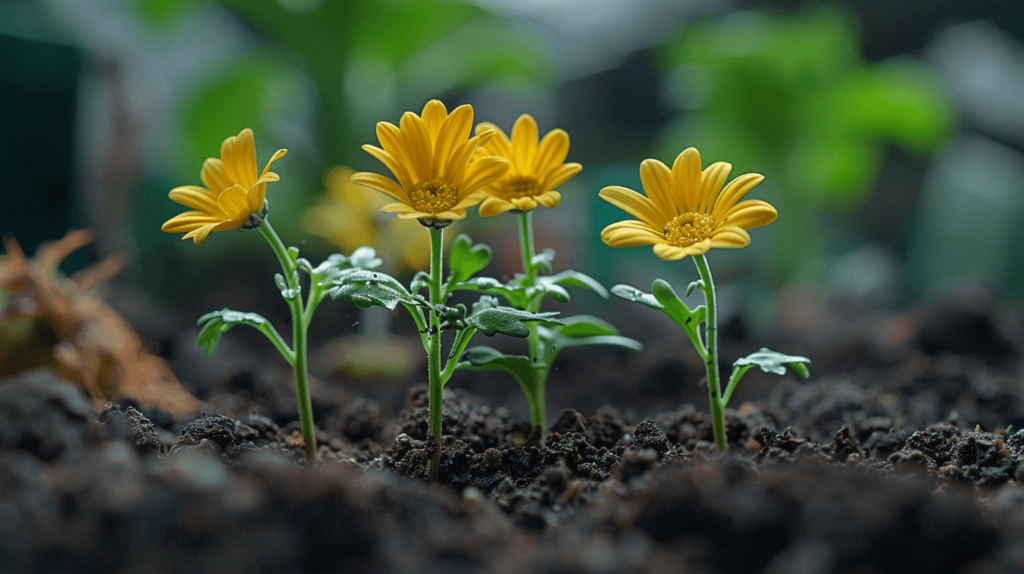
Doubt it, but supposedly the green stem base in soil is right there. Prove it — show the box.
[258,218,316,462]
[694,253,726,453]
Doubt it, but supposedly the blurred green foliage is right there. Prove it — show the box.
[658,5,956,281]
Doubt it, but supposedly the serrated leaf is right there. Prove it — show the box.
[457,346,539,388]
[539,270,609,299]
[329,282,412,310]
[611,284,663,310]
[448,234,492,283]
[734,348,812,377]
[466,307,561,338]
[196,309,269,357]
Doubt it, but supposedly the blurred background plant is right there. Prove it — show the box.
[3,0,1024,405]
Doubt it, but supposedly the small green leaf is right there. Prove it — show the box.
[287,246,300,262]
[734,348,812,377]
[531,249,556,275]
[452,277,525,307]
[448,234,493,283]
[457,346,539,389]
[536,315,643,356]
[330,282,413,310]
[555,315,620,338]
[410,271,430,294]
[538,270,609,299]
[651,279,703,330]
[527,282,570,303]
[196,309,269,357]
[685,280,703,297]
[466,307,561,338]
[611,284,664,309]
[348,247,383,270]
[472,295,500,314]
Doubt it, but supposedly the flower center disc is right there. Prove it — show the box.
[409,179,458,214]
[503,176,541,199]
[664,212,715,247]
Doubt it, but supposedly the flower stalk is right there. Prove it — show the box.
[258,218,316,462]
[693,253,727,452]
[427,225,444,481]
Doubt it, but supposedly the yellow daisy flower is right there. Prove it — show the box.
[600,148,777,261]
[471,114,582,217]
[162,128,287,244]
[350,100,509,223]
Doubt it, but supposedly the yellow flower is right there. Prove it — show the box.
[600,148,777,261]
[472,114,582,217]
[350,100,508,222]
[162,128,287,244]
[303,167,445,271]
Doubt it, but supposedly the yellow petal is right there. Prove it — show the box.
[217,184,251,221]
[719,199,777,230]
[433,104,473,178]
[400,111,433,182]
[535,190,561,208]
[598,186,666,228]
[462,156,509,196]
[698,162,731,214]
[362,144,413,190]
[161,211,225,233]
[421,100,448,143]
[475,122,512,158]
[201,158,233,194]
[381,202,419,214]
[671,148,702,213]
[478,196,516,218]
[432,210,469,221]
[601,220,663,247]
[449,192,485,212]
[182,223,220,244]
[259,149,288,178]
[534,129,570,175]
[168,186,222,215]
[376,122,416,183]
[652,243,689,261]
[247,172,280,214]
[709,226,751,248]
[220,128,258,189]
[510,197,537,211]
[511,114,538,173]
[712,173,765,221]
[350,172,410,203]
[639,159,677,219]
[540,162,581,191]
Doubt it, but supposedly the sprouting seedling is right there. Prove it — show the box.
[600,148,810,452]
[451,114,641,443]
[162,128,382,462]
[339,101,563,480]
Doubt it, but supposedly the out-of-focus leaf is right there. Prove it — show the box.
[733,347,811,377]
[456,346,538,388]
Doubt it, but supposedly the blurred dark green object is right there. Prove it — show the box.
[0,33,83,266]
[658,5,956,282]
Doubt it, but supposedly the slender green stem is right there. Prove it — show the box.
[693,254,727,453]
[427,226,444,481]
[258,219,316,463]
[517,210,548,441]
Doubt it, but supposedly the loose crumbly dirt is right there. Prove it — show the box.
[2,292,1024,573]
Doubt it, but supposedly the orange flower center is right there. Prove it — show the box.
[409,178,458,214]
[664,212,715,247]
[503,176,541,199]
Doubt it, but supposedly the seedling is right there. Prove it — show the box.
[601,148,810,452]
[162,128,381,462]
[342,101,562,479]
[454,115,641,442]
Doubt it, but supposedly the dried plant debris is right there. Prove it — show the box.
[0,231,201,416]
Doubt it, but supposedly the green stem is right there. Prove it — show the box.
[258,219,316,463]
[517,210,548,439]
[427,226,444,481]
[694,254,727,453]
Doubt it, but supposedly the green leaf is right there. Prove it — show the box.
[611,284,663,310]
[734,348,811,377]
[456,346,539,388]
[685,280,702,297]
[196,309,269,357]
[452,277,525,307]
[554,315,621,338]
[651,279,704,331]
[538,270,609,299]
[329,282,414,310]
[536,315,643,356]
[531,249,556,275]
[448,234,492,283]
[527,282,570,303]
[466,307,562,338]
[335,269,410,297]
[348,247,383,270]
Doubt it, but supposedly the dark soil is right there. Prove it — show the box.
[3,292,1024,573]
